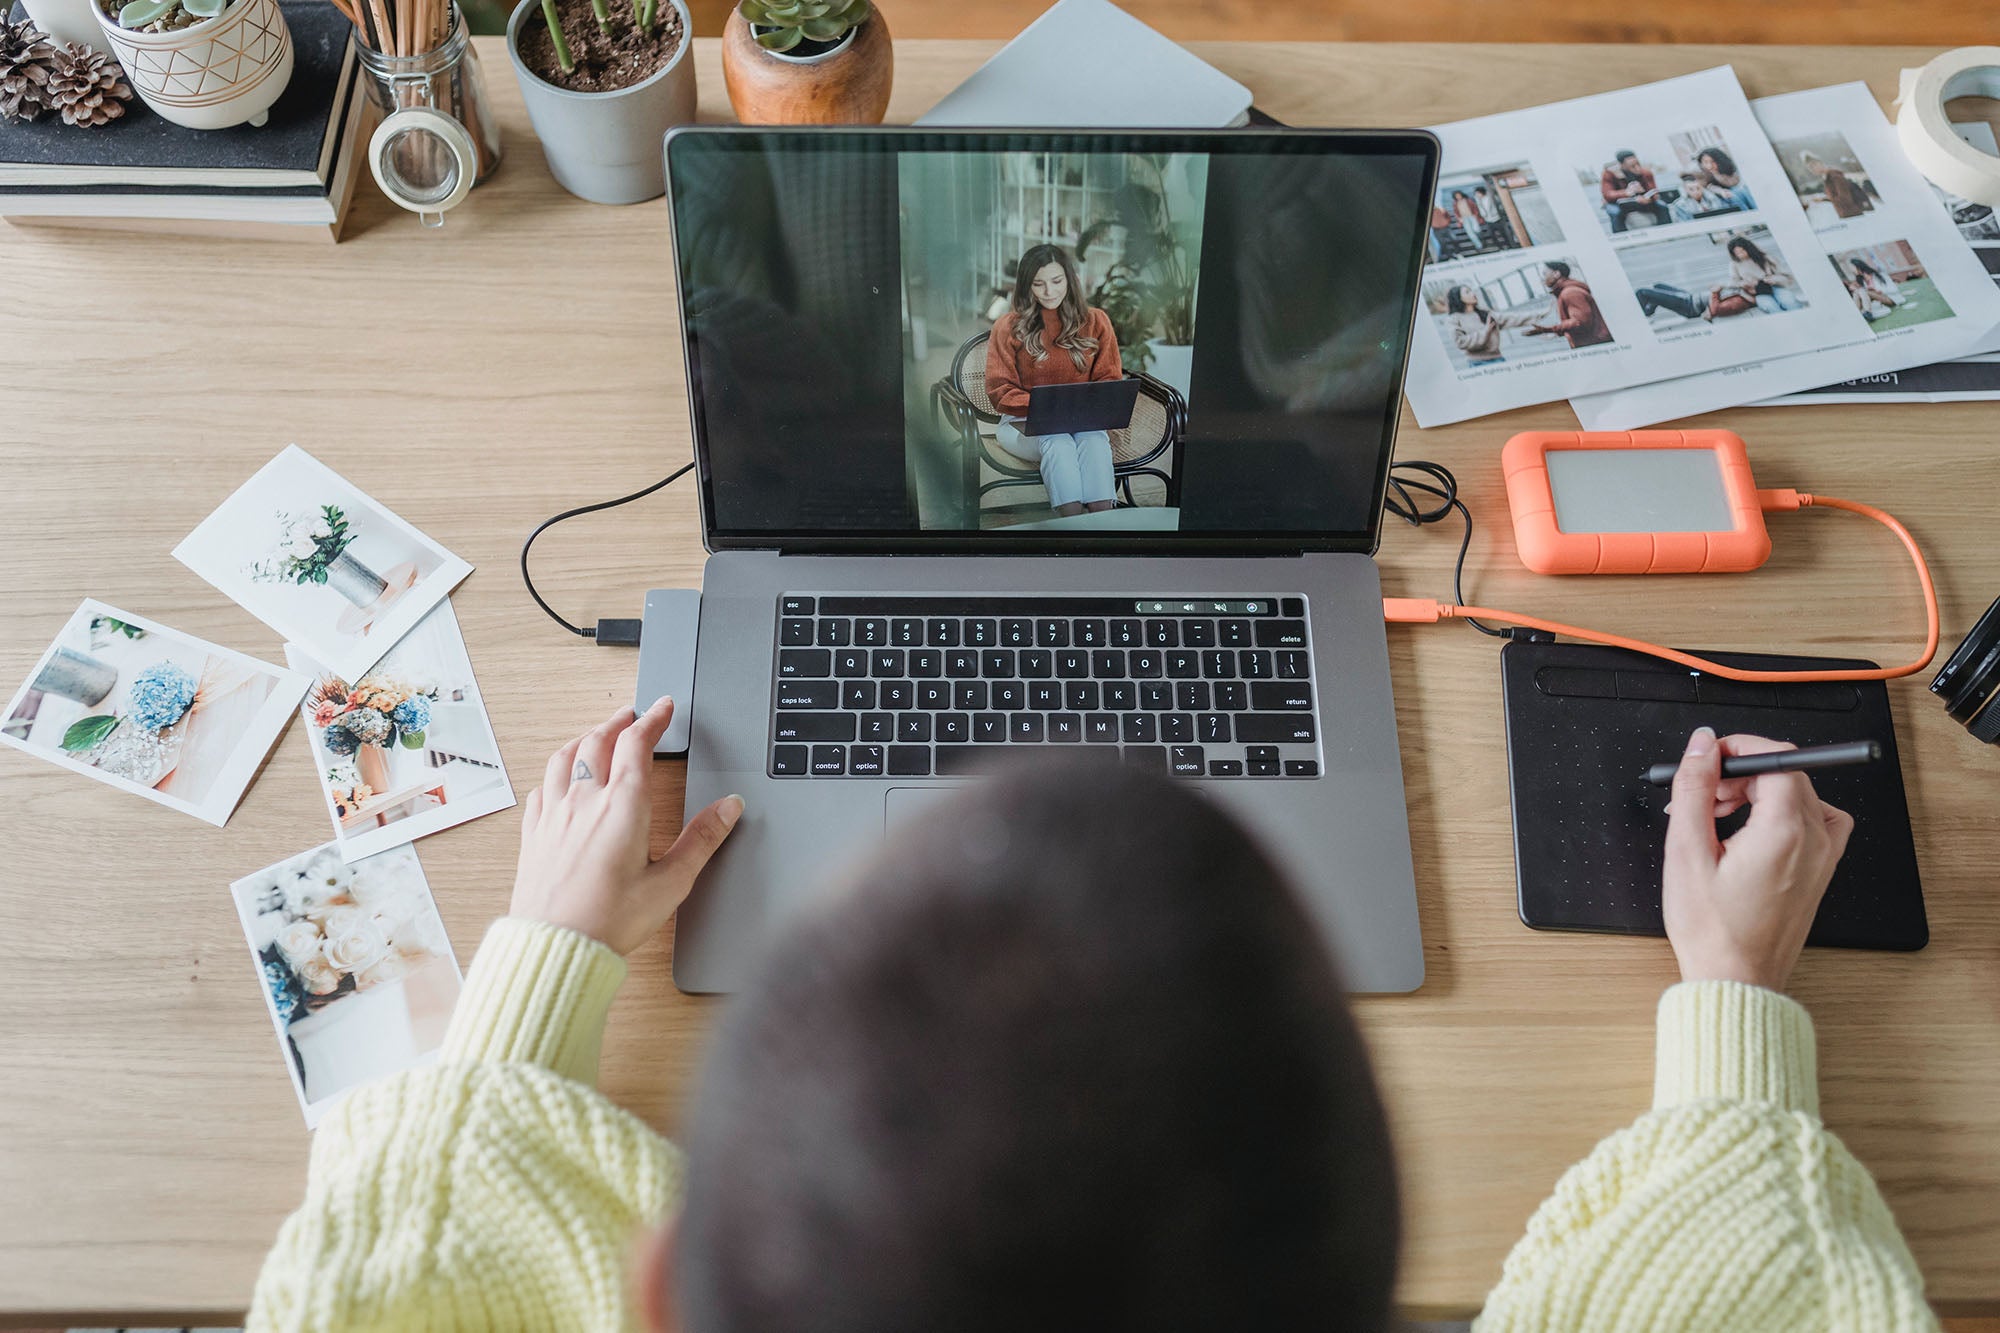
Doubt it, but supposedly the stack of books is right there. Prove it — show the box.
[1,0,366,240]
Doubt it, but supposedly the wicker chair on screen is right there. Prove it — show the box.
[929,330,1187,513]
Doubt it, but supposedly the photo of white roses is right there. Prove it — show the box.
[288,598,514,862]
[173,444,473,683]
[233,841,462,1126]
[0,600,307,826]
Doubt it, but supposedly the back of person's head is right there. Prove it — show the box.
[673,763,1400,1333]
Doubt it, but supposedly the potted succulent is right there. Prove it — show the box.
[506,0,695,205]
[721,0,890,125]
[90,0,292,129]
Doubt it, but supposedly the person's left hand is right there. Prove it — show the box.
[509,697,743,955]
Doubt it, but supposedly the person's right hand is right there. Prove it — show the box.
[1661,728,1854,992]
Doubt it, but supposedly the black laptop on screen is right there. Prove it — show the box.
[1025,377,1143,437]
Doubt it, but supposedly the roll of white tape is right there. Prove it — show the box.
[1897,47,2000,206]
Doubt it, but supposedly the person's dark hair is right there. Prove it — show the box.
[1728,235,1772,270]
[1446,284,1490,322]
[1450,188,1468,199]
[1851,257,1883,280]
[1615,149,1638,163]
[1475,185,1490,193]
[1544,260,1571,279]
[675,763,1402,1333]
[1006,243,1099,371]
[1699,146,1739,179]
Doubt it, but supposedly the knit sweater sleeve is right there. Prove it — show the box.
[1474,981,1939,1333]
[985,315,1030,413]
[247,918,681,1333]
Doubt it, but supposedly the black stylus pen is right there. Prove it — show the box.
[1644,739,1882,787]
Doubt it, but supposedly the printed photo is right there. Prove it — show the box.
[1,600,306,826]
[1771,130,1878,224]
[1828,241,1953,332]
[1426,162,1563,263]
[1932,123,2000,278]
[232,841,461,1127]
[1618,226,1808,332]
[1423,255,1615,372]
[287,599,513,863]
[898,150,1204,532]
[174,445,473,683]
[1578,130,1757,237]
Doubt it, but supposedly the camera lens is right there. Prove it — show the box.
[1932,593,2000,743]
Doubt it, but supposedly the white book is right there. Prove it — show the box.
[917,0,1253,130]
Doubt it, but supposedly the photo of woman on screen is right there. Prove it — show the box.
[984,244,1124,518]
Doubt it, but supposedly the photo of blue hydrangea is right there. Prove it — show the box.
[127,661,199,732]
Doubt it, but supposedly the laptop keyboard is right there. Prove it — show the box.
[768,595,1321,779]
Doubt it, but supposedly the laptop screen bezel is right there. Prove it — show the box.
[664,125,1441,557]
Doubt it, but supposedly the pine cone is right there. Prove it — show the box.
[0,19,55,123]
[45,43,131,127]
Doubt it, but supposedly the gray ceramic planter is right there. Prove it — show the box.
[506,0,697,205]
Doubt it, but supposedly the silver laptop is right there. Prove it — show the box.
[643,126,1440,994]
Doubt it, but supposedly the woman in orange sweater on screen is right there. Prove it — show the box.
[985,244,1123,518]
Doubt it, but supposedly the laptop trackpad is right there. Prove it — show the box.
[885,785,963,836]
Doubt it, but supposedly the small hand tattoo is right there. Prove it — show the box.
[572,760,593,783]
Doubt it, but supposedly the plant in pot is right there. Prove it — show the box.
[507,0,695,205]
[1086,155,1199,398]
[310,672,436,811]
[721,0,890,125]
[90,0,292,129]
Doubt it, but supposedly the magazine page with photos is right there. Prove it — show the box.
[1404,66,1858,426]
[1572,84,2000,428]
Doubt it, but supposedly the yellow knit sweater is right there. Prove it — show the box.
[249,919,1938,1332]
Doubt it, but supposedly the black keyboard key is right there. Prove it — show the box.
[973,713,1007,742]
[816,618,851,647]
[888,745,931,776]
[775,713,856,742]
[1011,713,1045,743]
[1284,760,1320,777]
[1235,713,1316,744]
[992,680,1026,710]
[1162,713,1194,743]
[810,744,846,776]
[1036,618,1070,647]
[1214,681,1248,711]
[1130,650,1163,677]
[780,617,814,646]
[1122,745,1168,770]
[1049,713,1083,742]
[1176,681,1210,711]
[1029,681,1062,710]
[946,649,980,679]
[856,618,888,646]
[965,619,997,647]
[779,649,831,678]
[1092,649,1126,678]
[891,618,924,646]
[1110,618,1143,647]
[982,649,1016,678]
[1199,713,1231,744]
[1219,619,1252,647]
[842,681,877,710]
[780,595,816,616]
[1085,713,1119,742]
[777,681,839,709]
[899,714,933,742]
[1202,650,1236,678]
[935,746,993,776]
[1073,619,1106,646]
[1170,745,1205,776]
[1140,681,1174,710]
[871,649,906,677]
[1238,650,1274,679]
[1255,619,1309,648]
[1065,681,1099,711]
[849,745,885,776]
[1122,713,1158,743]
[1247,745,1280,777]
[1281,597,1305,617]
[1146,619,1179,647]
[937,713,970,744]
[1277,650,1310,680]
[1207,759,1244,777]
[859,713,893,742]
[1252,682,1313,711]
[1000,618,1033,647]
[771,744,808,775]
[1183,620,1215,647]
[909,649,943,678]
[954,681,988,711]
[1056,650,1090,679]
[834,648,868,678]
[1019,650,1053,678]
[917,681,951,710]
[1104,681,1137,710]
[881,680,915,710]
[927,618,961,646]
[1165,650,1200,679]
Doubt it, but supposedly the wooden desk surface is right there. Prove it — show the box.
[2,37,1997,1326]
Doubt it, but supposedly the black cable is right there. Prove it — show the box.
[521,462,695,639]
[1383,460,1505,637]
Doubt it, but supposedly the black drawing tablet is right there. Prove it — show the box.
[1500,639,1927,951]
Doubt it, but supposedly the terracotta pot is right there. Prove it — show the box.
[720,5,890,125]
[356,742,391,794]
[91,0,293,130]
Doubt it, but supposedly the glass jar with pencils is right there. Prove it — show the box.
[349,0,503,226]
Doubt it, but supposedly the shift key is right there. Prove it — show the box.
[773,713,857,742]
[1232,713,1316,744]
[1249,682,1313,711]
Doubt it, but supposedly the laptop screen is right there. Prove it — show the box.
[666,128,1438,552]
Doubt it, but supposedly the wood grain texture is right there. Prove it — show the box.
[1,39,1997,1327]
